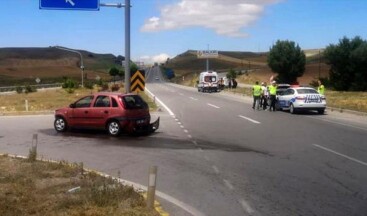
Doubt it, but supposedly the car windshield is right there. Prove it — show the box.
[120,95,148,109]
[297,89,318,94]
[204,76,217,82]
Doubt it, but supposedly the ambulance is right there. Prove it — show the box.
[197,71,219,93]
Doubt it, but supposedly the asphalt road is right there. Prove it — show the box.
[1,66,367,216]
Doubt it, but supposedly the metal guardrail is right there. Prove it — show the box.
[0,83,62,92]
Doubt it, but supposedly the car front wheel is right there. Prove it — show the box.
[108,120,121,136]
[290,104,296,114]
[54,117,67,132]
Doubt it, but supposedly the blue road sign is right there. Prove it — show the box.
[40,0,100,11]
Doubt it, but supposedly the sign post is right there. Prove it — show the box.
[40,0,131,93]
[39,0,100,10]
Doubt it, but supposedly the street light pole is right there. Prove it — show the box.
[51,46,84,87]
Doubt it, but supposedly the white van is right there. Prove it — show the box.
[197,71,219,92]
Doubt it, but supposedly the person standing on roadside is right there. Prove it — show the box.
[268,81,277,111]
[317,80,325,95]
[260,82,268,110]
[252,81,262,110]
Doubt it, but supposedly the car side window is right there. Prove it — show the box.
[283,89,294,96]
[111,98,118,108]
[75,96,94,108]
[94,96,110,107]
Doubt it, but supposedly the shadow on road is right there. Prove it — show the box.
[39,129,271,154]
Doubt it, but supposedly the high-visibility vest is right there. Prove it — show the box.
[318,85,325,95]
[253,85,262,96]
[269,85,277,95]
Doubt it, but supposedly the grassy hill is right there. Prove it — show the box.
[165,49,329,85]
[0,47,121,86]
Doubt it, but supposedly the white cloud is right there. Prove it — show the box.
[141,0,281,37]
[138,53,171,64]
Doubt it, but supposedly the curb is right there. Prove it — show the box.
[0,153,169,216]
[326,106,367,116]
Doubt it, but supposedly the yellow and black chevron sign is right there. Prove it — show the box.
[130,70,145,93]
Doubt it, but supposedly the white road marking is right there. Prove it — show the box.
[179,93,184,96]
[223,179,234,190]
[212,165,220,174]
[189,97,198,101]
[187,135,192,138]
[238,198,255,214]
[192,141,198,145]
[177,122,182,125]
[207,103,220,109]
[307,116,367,131]
[175,118,179,121]
[145,88,175,116]
[184,129,189,133]
[180,125,184,128]
[313,144,367,167]
[198,148,204,152]
[238,115,261,124]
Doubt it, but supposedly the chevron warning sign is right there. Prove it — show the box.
[130,70,145,93]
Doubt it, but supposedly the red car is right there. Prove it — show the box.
[54,92,159,136]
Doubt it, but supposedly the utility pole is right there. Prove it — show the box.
[206,44,209,71]
[100,0,131,93]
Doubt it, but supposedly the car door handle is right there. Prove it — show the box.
[84,111,88,114]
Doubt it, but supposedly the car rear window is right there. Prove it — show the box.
[296,89,318,94]
[120,95,148,109]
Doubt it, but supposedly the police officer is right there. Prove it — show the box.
[317,80,325,95]
[268,81,277,111]
[252,81,262,110]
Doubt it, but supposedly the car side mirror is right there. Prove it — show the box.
[69,103,76,108]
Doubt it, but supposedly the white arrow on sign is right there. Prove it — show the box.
[66,0,75,6]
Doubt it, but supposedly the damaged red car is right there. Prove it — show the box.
[54,92,159,136]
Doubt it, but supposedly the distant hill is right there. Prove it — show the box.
[0,47,122,86]
[165,49,329,85]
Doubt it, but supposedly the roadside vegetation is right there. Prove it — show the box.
[0,154,159,216]
[0,86,157,114]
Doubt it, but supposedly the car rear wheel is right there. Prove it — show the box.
[54,117,67,132]
[108,120,121,136]
[318,109,325,115]
[290,104,296,114]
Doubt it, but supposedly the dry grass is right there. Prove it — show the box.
[0,155,159,216]
[0,87,157,113]
[325,91,367,112]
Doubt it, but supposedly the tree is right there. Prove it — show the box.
[130,63,138,74]
[267,40,306,84]
[109,67,119,84]
[226,69,237,79]
[324,36,367,91]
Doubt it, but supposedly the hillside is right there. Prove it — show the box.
[165,49,329,85]
[0,47,121,86]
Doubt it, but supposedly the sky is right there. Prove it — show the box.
[1,0,367,63]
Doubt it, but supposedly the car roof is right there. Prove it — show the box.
[289,87,316,90]
[91,92,138,97]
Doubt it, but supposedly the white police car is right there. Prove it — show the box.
[277,87,326,114]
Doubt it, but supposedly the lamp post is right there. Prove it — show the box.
[51,46,85,87]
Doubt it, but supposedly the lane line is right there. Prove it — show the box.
[223,179,234,191]
[192,141,198,145]
[184,129,189,133]
[238,198,255,214]
[189,97,198,101]
[145,88,175,116]
[187,135,192,139]
[313,144,367,167]
[307,116,367,131]
[207,103,220,109]
[180,125,184,128]
[238,115,261,124]
[212,165,220,174]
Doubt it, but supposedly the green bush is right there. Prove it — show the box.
[84,81,94,89]
[16,86,23,94]
[24,85,37,94]
[62,79,78,89]
[65,88,75,94]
